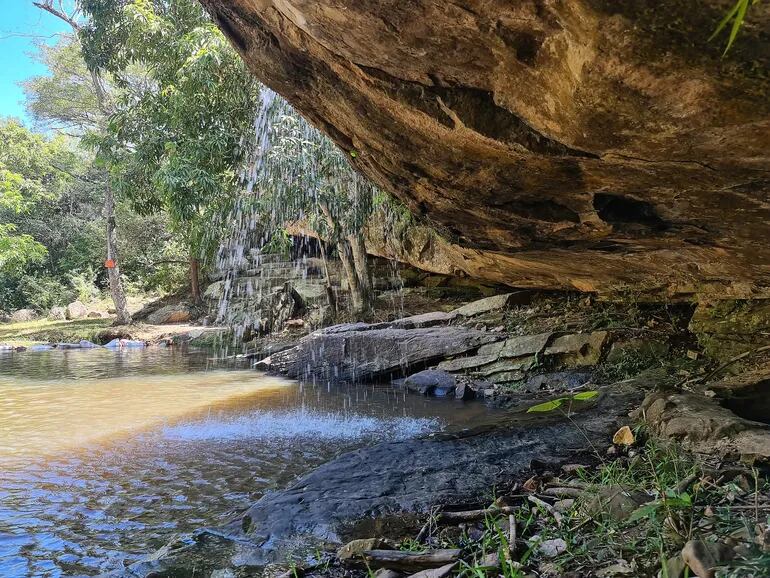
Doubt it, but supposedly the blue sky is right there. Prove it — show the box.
[0,2,70,124]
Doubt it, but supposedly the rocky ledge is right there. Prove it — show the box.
[201,0,770,297]
[110,291,770,577]
[257,293,607,392]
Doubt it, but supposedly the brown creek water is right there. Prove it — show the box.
[0,348,502,577]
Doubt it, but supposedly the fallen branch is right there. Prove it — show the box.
[676,473,699,495]
[438,506,516,522]
[542,487,584,498]
[362,549,462,571]
[508,514,517,559]
[528,495,563,526]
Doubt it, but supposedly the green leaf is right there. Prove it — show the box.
[572,390,599,401]
[662,491,692,508]
[725,0,750,54]
[527,398,565,413]
[710,0,742,41]
[628,502,661,522]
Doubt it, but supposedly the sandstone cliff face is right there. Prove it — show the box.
[200,0,770,296]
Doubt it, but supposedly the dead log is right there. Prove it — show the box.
[363,549,462,571]
[438,506,515,522]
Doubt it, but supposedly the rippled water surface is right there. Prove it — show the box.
[0,348,498,577]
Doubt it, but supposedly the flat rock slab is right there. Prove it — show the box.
[385,311,458,329]
[452,293,519,317]
[544,331,607,367]
[266,325,503,382]
[108,386,646,577]
[480,332,552,358]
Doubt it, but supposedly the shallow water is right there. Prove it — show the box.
[0,348,499,577]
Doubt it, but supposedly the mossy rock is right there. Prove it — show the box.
[689,300,770,362]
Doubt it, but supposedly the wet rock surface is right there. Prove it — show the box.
[261,323,503,382]
[401,369,458,397]
[259,293,616,392]
[107,385,645,577]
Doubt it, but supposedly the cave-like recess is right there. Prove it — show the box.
[200,0,770,297]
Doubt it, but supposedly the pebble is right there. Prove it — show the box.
[531,538,567,558]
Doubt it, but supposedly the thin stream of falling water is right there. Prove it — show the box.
[208,84,417,358]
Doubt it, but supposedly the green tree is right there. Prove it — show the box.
[30,0,133,323]
[78,0,260,302]
[0,118,66,303]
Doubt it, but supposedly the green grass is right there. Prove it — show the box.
[535,440,768,577]
[403,438,770,577]
[0,318,112,346]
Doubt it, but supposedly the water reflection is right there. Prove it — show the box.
[0,348,499,577]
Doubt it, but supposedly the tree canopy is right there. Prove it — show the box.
[79,0,260,259]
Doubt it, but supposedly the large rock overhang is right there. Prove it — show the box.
[200,0,770,297]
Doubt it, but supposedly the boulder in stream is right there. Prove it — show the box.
[402,369,456,396]
[263,323,503,382]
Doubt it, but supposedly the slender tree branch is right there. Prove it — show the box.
[32,1,80,30]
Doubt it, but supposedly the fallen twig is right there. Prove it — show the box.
[689,344,770,387]
[508,514,517,559]
[362,549,462,571]
[676,473,699,495]
[542,487,584,498]
[438,506,516,522]
[416,507,440,543]
[528,495,563,526]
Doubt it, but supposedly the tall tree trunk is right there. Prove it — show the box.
[190,255,202,303]
[105,184,131,325]
[339,239,365,313]
[318,240,337,314]
[32,3,133,326]
[348,232,373,311]
[318,200,369,314]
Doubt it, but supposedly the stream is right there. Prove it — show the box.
[0,347,502,577]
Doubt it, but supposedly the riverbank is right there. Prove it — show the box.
[0,317,226,348]
[303,437,770,578]
[102,289,770,577]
